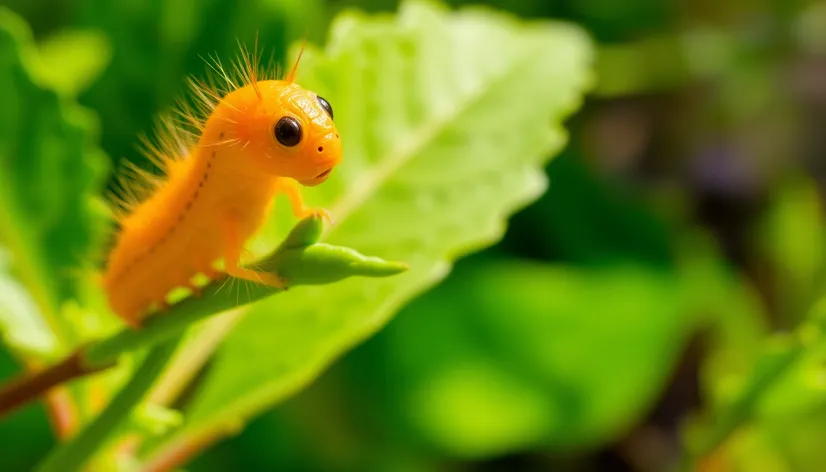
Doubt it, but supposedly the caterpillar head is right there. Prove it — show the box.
[231,80,342,186]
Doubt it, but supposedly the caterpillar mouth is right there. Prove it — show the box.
[298,168,333,186]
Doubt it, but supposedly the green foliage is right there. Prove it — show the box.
[755,175,825,325]
[0,7,109,360]
[0,248,55,357]
[0,0,597,468]
[78,215,408,371]
[507,150,676,267]
[33,215,407,472]
[679,174,826,470]
[349,260,695,457]
[10,0,825,470]
[73,0,325,172]
[36,29,111,97]
[149,0,593,456]
[0,349,53,471]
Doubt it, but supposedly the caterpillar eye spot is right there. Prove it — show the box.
[317,95,333,120]
[274,116,302,147]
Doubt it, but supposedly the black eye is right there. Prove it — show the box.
[274,116,302,147]
[317,95,333,120]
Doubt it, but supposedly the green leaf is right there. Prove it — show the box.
[685,305,826,470]
[148,0,593,457]
[510,150,675,267]
[755,174,825,324]
[683,179,826,461]
[130,404,184,437]
[35,29,111,97]
[34,216,405,472]
[684,233,769,412]
[345,260,694,457]
[0,248,57,358]
[0,7,109,360]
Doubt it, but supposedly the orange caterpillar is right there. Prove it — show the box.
[102,42,341,329]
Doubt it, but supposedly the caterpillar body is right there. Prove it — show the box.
[102,44,341,329]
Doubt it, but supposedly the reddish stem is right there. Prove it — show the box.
[0,349,110,418]
[44,387,79,439]
[143,428,228,472]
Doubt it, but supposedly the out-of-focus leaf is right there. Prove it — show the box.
[719,301,826,450]
[260,238,766,468]
[595,34,692,97]
[592,28,739,97]
[148,0,593,457]
[685,232,770,412]
[755,175,824,325]
[35,29,111,96]
[0,248,56,358]
[0,8,109,360]
[689,270,826,472]
[505,151,675,267]
[129,404,184,437]
[686,177,826,463]
[795,1,826,55]
[765,179,824,289]
[335,0,672,43]
[343,260,695,457]
[701,344,826,472]
[0,348,54,471]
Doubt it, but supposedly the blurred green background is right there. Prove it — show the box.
[3,0,826,470]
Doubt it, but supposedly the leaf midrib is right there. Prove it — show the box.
[158,34,555,438]
[323,39,544,240]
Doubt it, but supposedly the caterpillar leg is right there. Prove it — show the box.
[117,304,146,330]
[107,285,149,329]
[202,266,222,281]
[184,271,206,297]
[120,312,144,330]
[275,177,333,223]
[185,280,203,297]
[197,264,226,286]
[220,214,287,289]
[194,264,227,296]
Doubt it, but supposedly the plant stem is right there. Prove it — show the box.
[0,274,284,418]
[0,215,407,421]
[689,338,801,456]
[44,387,79,440]
[142,425,227,472]
[0,349,109,417]
[79,218,406,370]
[687,299,826,461]
[35,336,183,472]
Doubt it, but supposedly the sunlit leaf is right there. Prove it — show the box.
[0,248,56,358]
[36,29,111,96]
[0,8,109,360]
[755,175,824,324]
[149,0,593,457]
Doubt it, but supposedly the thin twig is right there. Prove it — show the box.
[0,215,406,424]
[143,426,230,472]
[0,349,110,417]
[35,336,183,472]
